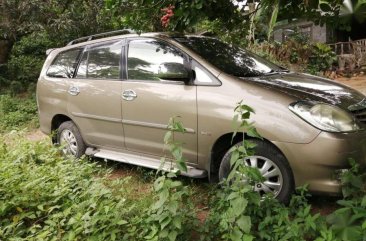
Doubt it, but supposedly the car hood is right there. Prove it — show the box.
[241,72,365,110]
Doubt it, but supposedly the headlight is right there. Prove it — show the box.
[289,102,360,132]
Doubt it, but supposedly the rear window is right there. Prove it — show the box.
[47,49,82,78]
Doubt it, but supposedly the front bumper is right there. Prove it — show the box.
[274,130,366,195]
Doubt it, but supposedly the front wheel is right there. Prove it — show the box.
[57,121,86,158]
[218,139,294,204]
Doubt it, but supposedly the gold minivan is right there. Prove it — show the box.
[37,30,366,202]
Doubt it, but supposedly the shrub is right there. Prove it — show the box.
[135,117,198,241]
[323,159,366,241]
[249,31,336,75]
[308,43,337,74]
[5,31,53,93]
[0,94,38,131]
[6,55,44,91]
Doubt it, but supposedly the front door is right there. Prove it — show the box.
[121,39,198,163]
[68,40,124,149]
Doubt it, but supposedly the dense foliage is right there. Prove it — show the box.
[0,0,114,92]
[0,132,149,240]
[248,30,337,74]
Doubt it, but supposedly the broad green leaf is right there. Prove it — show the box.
[160,228,169,238]
[232,114,239,128]
[230,227,243,240]
[173,217,182,229]
[154,177,165,191]
[340,226,362,241]
[167,172,176,178]
[68,231,75,241]
[176,160,187,173]
[168,230,178,241]
[117,220,128,225]
[164,131,172,143]
[243,234,254,241]
[247,127,262,139]
[241,111,250,120]
[244,140,257,149]
[111,232,116,241]
[170,180,182,188]
[172,146,182,160]
[152,191,169,210]
[230,150,240,167]
[240,104,255,113]
[227,192,240,200]
[144,225,158,239]
[231,197,248,214]
[160,216,172,230]
[237,215,251,233]
[361,196,366,207]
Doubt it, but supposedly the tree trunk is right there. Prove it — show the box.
[247,2,257,44]
[0,40,11,64]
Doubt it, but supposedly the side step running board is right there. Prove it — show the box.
[86,148,207,178]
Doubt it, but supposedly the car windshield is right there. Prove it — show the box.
[174,36,286,77]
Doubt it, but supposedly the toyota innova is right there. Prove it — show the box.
[37,30,366,202]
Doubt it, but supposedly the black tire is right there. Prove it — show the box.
[218,139,294,204]
[57,121,86,158]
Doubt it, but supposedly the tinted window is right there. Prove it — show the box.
[127,40,185,81]
[76,41,122,79]
[175,37,285,77]
[47,49,82,78]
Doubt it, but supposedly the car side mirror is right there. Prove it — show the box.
[157,63,190,83]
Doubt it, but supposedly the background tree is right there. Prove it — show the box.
[0,0,114,92]
[0,0,357,93]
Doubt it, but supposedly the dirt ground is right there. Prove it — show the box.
[333,74,366,95]
[26,129,48,141]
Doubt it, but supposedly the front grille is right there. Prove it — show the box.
[350,108,366,124]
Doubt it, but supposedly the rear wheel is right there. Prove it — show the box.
[57,121,86,158]
[218,139,294,204]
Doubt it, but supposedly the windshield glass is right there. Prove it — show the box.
[174,37,285,77]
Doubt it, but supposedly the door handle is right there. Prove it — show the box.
[122,90,137,101]
[68,86,80,96]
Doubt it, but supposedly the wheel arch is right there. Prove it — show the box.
[51,114,72,143]
[209,132,290,182]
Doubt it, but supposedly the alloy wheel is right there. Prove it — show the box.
[60,129,78,156]
[241,156,283,197]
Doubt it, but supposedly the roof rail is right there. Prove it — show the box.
[67,29,136,46]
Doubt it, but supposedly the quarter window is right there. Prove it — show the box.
[76,41,122,79]
[127,40,185,81]
[47,49,82,78]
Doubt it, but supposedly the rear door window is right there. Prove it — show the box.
[76,41,122,79]
[47,49,82,78]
